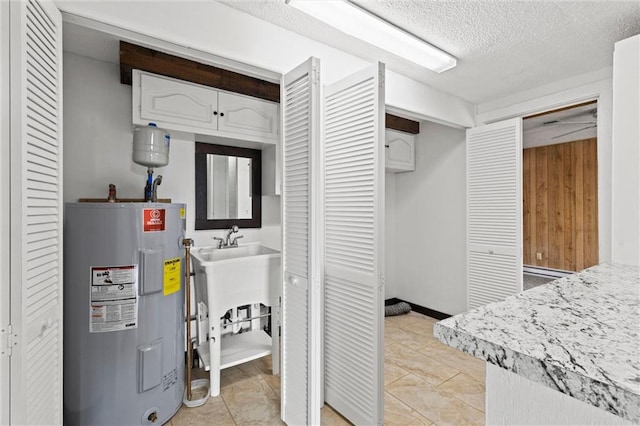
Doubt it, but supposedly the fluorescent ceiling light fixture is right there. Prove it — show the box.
[287,0,457,73]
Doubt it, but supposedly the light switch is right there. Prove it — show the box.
[536,252,543,260]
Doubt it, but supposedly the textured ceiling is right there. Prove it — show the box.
[220,0,640,104]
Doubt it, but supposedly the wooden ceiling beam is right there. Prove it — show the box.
[385,113,420,134]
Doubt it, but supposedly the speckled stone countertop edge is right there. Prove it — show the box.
[434,321,640,423]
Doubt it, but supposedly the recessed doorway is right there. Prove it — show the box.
[522,101,599,284]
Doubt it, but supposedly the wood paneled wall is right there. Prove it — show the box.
[523,138,598,271]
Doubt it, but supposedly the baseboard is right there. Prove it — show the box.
[523,265,572,278]
[384,298,451,320]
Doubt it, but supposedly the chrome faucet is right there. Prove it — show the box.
[231,234,243,247]
[212,226,243,249]
[212,236,225,249]
[225,225,241,247]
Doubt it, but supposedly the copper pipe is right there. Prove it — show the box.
[183,238,194,401]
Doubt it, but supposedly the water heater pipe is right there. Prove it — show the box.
[144,168,154,202]
[183,238,194,401]
[151,175,163,203]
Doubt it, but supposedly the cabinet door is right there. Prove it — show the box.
[137,71,219,133]
[218,91,279,141]
[385,129,415,172]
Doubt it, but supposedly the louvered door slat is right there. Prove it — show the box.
[281,57,321,426]
[25,61,56,100]
[324,63,384,426]
[26,323,60,425]
[26,275,57,302]
[467,119,522,309]
[26,77,56,110]
[26,19,55,55]
[24,234,56,251]
[9,1,63,424]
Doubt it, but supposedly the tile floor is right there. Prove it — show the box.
[168,312,485,425]
[523,273,555,291]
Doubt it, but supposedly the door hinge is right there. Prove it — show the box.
[312,65,320,85]
[1,325,17,357]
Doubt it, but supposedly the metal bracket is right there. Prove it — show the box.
[1,325,16,357]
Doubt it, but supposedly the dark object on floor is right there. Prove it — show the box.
[385,301,411,317]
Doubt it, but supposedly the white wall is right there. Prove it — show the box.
[63,52,281,249]
[611,35,640,266]
[385,172,397,299]
[477,74,614,266]
[393,122,467,315]
[56,0,474,128]
[486,364,633,425]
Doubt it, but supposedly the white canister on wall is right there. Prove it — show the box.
[132,122,170,168]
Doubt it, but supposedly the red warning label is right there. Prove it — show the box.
[143,208,165,232]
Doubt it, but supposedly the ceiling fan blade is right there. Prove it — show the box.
[543,120,597,126]
[552,125,597,139]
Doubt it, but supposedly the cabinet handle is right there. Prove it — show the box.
[385,145,390,148]
[220,112,225,117]
[213,111,218,116]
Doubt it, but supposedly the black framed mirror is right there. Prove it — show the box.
[195,142,261,230]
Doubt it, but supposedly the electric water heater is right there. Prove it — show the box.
[63,202,186,426]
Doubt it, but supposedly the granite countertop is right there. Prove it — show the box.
[434,263,640,423]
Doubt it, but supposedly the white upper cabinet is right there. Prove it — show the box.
[385,129,415,172]
[133,70,279,144]
[138,70,219,132]
[217,91,279,141]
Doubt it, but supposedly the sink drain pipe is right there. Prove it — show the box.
[183,238,194,401]
[182,239,210,408]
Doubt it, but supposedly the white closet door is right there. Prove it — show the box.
[8,0,63,424]
[467,118,523,309]
[323,63,385,425]
[281,57,322,425]
[0,2,10,424]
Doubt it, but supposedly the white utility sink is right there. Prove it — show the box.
[190,242,281,397]
[194,243,279,263]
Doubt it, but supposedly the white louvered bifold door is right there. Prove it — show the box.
[9,1,63,424]
[0,2,10,424]
[281,57,322,426]
[323,63,385,425]
[467,118,522,309]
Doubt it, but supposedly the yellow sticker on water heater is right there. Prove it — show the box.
[179,208,186,219]
[163,257,181,296]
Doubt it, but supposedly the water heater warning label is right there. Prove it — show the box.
[90,265,138,333]
[163,257,181,296]
[143,208,165,232]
